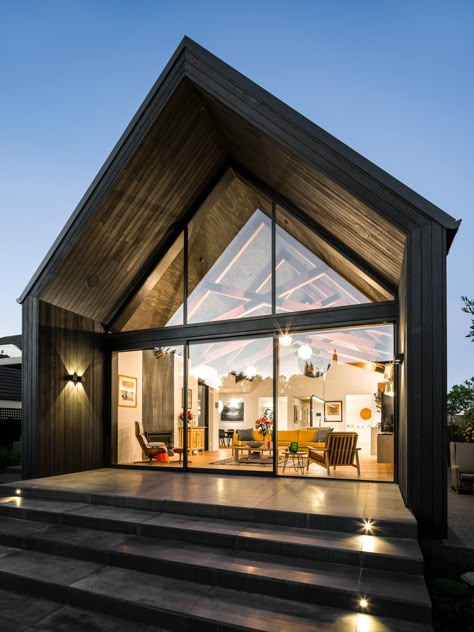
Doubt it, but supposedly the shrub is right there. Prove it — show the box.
[0,445,21,469]
[462,410,474,443]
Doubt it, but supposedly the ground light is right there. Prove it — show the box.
[15,488,22,496]
[359,598,369,609]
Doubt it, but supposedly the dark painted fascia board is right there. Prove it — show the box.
[17,38,190,305]
[181,37,460,234]
[18,36,459,306]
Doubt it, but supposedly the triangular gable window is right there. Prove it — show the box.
[122,177,387,331]
[275,206,370,314]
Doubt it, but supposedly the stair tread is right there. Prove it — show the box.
[0,496,87,513]
[0,548,431,631]
[0,496,423,562]
[0,517,430,607]
[116,536,431,606]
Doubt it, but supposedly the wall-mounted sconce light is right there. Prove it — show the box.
[394,353,404,365]
[66,371,83,385]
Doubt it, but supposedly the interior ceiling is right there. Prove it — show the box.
[39,78,405,325]
[185,324,392,385]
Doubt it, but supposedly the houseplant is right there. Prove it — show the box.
[255,416,273,447]
[178,410,194,426]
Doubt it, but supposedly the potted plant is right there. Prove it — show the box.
[178,410,194,426]
[255,416,273,447]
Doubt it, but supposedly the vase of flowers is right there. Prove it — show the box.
[255,416,273,447]
[178,410,194,426]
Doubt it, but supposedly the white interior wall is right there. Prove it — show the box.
[117,350,143,464]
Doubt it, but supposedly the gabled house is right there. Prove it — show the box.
[19,38,459,538]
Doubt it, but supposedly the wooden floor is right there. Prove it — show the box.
[123,447,394,481]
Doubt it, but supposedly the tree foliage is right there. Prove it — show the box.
[447,378,474,417]
[461,296,474,341]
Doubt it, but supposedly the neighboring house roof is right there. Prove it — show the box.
[0,366,22,401]
[0,335,22,351]
[18,37,460,326]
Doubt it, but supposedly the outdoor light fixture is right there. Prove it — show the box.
[359,598,369,609]
[66,371,83,385]
[298,345,312,360]
[15,488,22,496]
[363,519,374,534]
[279,334,293,347]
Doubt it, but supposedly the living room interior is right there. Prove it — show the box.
[113,322,395,481]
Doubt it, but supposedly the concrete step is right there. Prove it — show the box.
[0,546,432,630]
[0,585,166,631]
[0,483,418,538]
[0,494,424,575]
[0,514,430,623]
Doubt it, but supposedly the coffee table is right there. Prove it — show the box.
[233,445,273,460]
[281,450,308,475]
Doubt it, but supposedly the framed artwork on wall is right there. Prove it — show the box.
[182,388,192,408]
[221,399,244,422]
[293,405,302,423]
[324,400,343,422]
[118,375,137,408]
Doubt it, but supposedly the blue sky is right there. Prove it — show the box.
[1,1,472,386]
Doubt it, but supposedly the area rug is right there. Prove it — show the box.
[210,456,284,467]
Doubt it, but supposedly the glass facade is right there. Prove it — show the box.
[113,176,396,480]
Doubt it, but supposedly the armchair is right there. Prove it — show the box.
[134,421,167,461]
[307,432,360,476]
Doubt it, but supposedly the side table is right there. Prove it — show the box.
[282,450,308,475]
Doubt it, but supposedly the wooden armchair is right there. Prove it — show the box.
[307,432,360,476]
[134,421,167,461]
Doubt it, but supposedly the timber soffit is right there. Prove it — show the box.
[18,36,460,307]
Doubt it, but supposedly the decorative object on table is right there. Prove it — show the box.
[247,441,264,448]
[181,388,192,408]
[289,441,299,453]
[221,399,244,422]
[360,407,372,420]
[178,410,194,425]
[255,415,273,447]
[118,375,137,408]
[324,400,343,422]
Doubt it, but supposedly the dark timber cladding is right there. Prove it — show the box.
[33,302,105,478]
[19,37,459,538]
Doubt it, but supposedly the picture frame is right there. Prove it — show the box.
[324,400,343,422]
[221,399,244,422]
[293,405,302,423]
[182,388,192,408]
[118,375,137,408]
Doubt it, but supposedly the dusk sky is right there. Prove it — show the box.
[1,1,472,386]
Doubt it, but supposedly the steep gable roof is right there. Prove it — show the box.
[19,37,459,325]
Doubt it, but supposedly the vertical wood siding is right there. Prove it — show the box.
[24,301,106,478]
[399,225,448,538]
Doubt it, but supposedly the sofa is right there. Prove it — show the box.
[233,428,333,455]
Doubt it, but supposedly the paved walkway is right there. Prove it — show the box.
[447,484,474,549]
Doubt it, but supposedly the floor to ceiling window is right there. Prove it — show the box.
[111,173,396,480]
